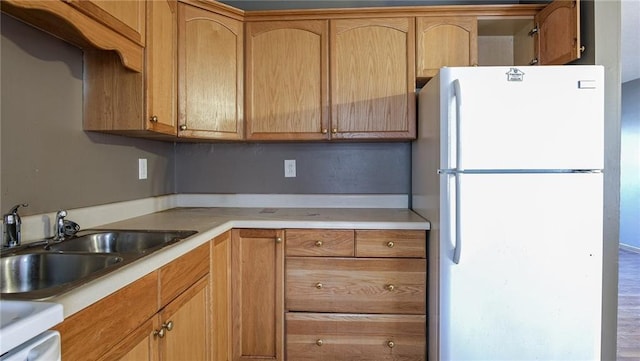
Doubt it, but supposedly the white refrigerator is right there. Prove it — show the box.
[412,66,604,360]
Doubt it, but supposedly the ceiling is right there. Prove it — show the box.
[221,0,639,83]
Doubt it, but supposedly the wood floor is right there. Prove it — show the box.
[617,249,640,360]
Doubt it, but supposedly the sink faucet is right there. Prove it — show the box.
[52,210,79,242]
[54,210,68,241]
[2,203,28,248]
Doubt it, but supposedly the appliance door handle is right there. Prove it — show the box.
[453,172,462,264]
[453,79,462,171]
[451,79,462,264]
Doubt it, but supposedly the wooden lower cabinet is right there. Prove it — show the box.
[284,229,427,361]
[56,243,211,361]
[231,229,284,361]
[286,313,426,361]
[99,276,210,361]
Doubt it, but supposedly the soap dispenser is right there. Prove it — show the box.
[2,203,28,248]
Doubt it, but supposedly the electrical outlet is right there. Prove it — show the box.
[138,158,147,180]
[284,159,296,178]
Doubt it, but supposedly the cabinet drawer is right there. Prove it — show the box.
[355,230,426,258]
[286,229,354,257]
[286,258,426,314]
[286,312,426,361]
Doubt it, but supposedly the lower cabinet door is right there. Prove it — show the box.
[286,312,426,361]
[160,276,210,360]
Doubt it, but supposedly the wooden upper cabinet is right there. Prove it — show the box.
[416,17,478,78]
[145,0,177,136]
[534,0,581,65]
[245,20,329,141]
[178,4,244,140]
[330,18,416,140]
[66,0,146,46]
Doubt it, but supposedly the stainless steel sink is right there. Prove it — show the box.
[0,229,197,300]
[0,253,122,297]
[46,230,197,254]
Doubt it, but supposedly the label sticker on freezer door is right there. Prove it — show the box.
[506,68,525,82]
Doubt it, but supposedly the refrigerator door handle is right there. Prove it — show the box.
[453,79,462,171]
[452,79,462,264]
[453,172,462,264]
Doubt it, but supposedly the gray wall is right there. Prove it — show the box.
[1,13,411,216]
[176,142,410,194]
[1,15,176,216]
[620,78,640,250]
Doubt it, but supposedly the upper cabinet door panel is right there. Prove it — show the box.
[246,21,329,141]
[67,0,146,45]
[178,4,244,140]
[416,17,478,78]
[535,0,581,64]
[146,0,177,136]
[330,18,416,140]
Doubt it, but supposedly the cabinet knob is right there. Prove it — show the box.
[163,320,174,331]
[153,328,166,338]
[321,128,328,134]
[276,237,283,243]
[316,339,324,347]
[331,128,338,134]
[314,240,323,247]
[386,241,395,248]
[385,284,395,291]
[179,124,187,131]
[315,282,323,290]
[150,115,159,123]
[387,340,395,348]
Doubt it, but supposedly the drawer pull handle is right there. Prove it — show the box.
[276,237,283,243]
[315,240,323,247]
[316,339,324,346]
[385,284,395,291]
[387,340,395,348]
[387,241,395,248]
[315,282,323,289]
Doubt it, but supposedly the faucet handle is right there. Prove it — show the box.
[7,203,28,215]
[56,210,67,219]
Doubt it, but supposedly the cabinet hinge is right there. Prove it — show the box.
[528,26,539,37]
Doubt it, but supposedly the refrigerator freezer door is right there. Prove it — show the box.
[440,66,604,171]
[440,172,603,360]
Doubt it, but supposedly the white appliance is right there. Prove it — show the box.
[0,301,63,361]
[412,66,604,360]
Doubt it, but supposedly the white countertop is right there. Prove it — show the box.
[41,206,429,318]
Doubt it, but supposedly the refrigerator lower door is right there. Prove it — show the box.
[440,172,603,360]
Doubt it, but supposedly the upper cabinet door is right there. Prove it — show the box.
[534,0,581,65]
[178,4,244,140]
[416,17,478,78]
[145,0,177,136]
[246,20,329,141]
[330,18,416,140]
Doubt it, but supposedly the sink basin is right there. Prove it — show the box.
[0,253,122,296]
[46,230,197,254]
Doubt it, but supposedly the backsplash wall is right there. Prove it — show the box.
[1,15,175,216]
[175,142,411,195]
